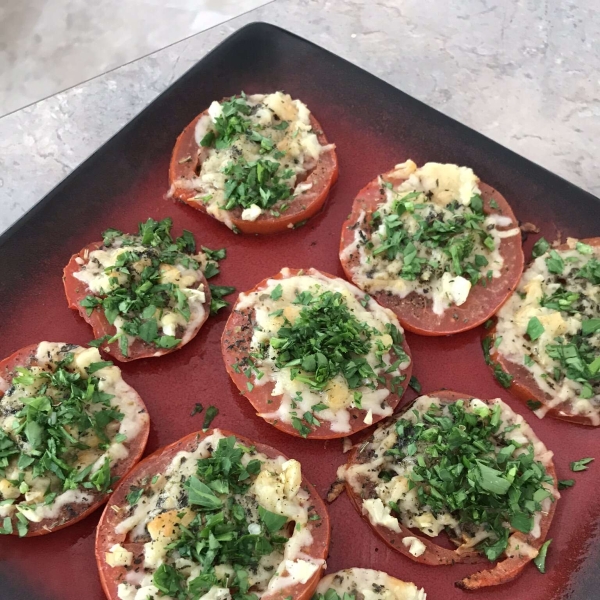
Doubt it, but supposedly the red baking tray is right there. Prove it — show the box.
[0,22,598,600]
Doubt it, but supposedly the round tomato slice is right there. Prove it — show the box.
[169,98,338,234]
[485,237,600,426]
[63,241,211,362]
[96,429,330,600]
[315,568,426,600]
[0,342,149,537]
[221,268,412,439]
[343,390,558,590]
[339,168,524,335]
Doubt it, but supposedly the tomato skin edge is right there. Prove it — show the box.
[95,428,331,600]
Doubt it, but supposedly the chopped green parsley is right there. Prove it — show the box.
[0,349,125,537]
[385,400,554,561]
[81,218,231,355]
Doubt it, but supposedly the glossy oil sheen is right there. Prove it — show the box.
[1,22,599,600]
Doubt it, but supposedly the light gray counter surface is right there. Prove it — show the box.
[1,0,599,235]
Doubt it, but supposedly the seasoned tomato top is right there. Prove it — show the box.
[169,92,338,234]
[0,342,149,537]
[340,160,524,335]
[491,237,600,425]
[341,390,558,589]
[63,217,232,361]
[96,429,329,600]
[221,268,412,439]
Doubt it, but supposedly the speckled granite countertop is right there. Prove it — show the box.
[1,0,599,234]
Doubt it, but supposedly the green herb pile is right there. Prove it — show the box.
[384,400,554,561]
[248,288,408,437]
[504,239,600,400]
[365,190,495,287]
[80,218,233,356]
[0,352,123,537]
[199,94,297,214]
[313,590,355,600]
[128,436,291,600]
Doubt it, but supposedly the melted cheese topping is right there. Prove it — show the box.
[74,239,207,354]
[114,431,324,600]
[235,269,410,433]
[179,92,333,228]
[343,160,518,315]
[0,342,147,523]
[342,395,555,554]
[495,239,600,424]
[316,568,426,600]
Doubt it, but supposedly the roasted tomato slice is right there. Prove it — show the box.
[0,342,149,536]
[169,92,338,234]
[221,268,412,439]
[63,219,212,362]
[485,237,600,426]
[341,390,558,590]
[96,429,330,600]
[315,568,426,600]
[339,161,524,335]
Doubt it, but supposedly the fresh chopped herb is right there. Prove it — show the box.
[533,539,552,573]
[202,406,219,430]
[270,284,283,300]
[531,237,550,258]
[545,250,565,274]
[571,457,594,472]
[409,376,421,393]
[209,285,236,315]
[126,486,144,505]
[382,399,554,562]
[77,218,230,352]
[191,403,204,417]
[222,157,292,211]
[258,506,287,533]
[558,479,575,489]
[267,289,391,391]
[526,317,545,341]
[494,364,513,388]
[526,399,542,411]
[576,241,593,255]
[291,416,312,438]
[581,318,600,336]
[86,361,113,374]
